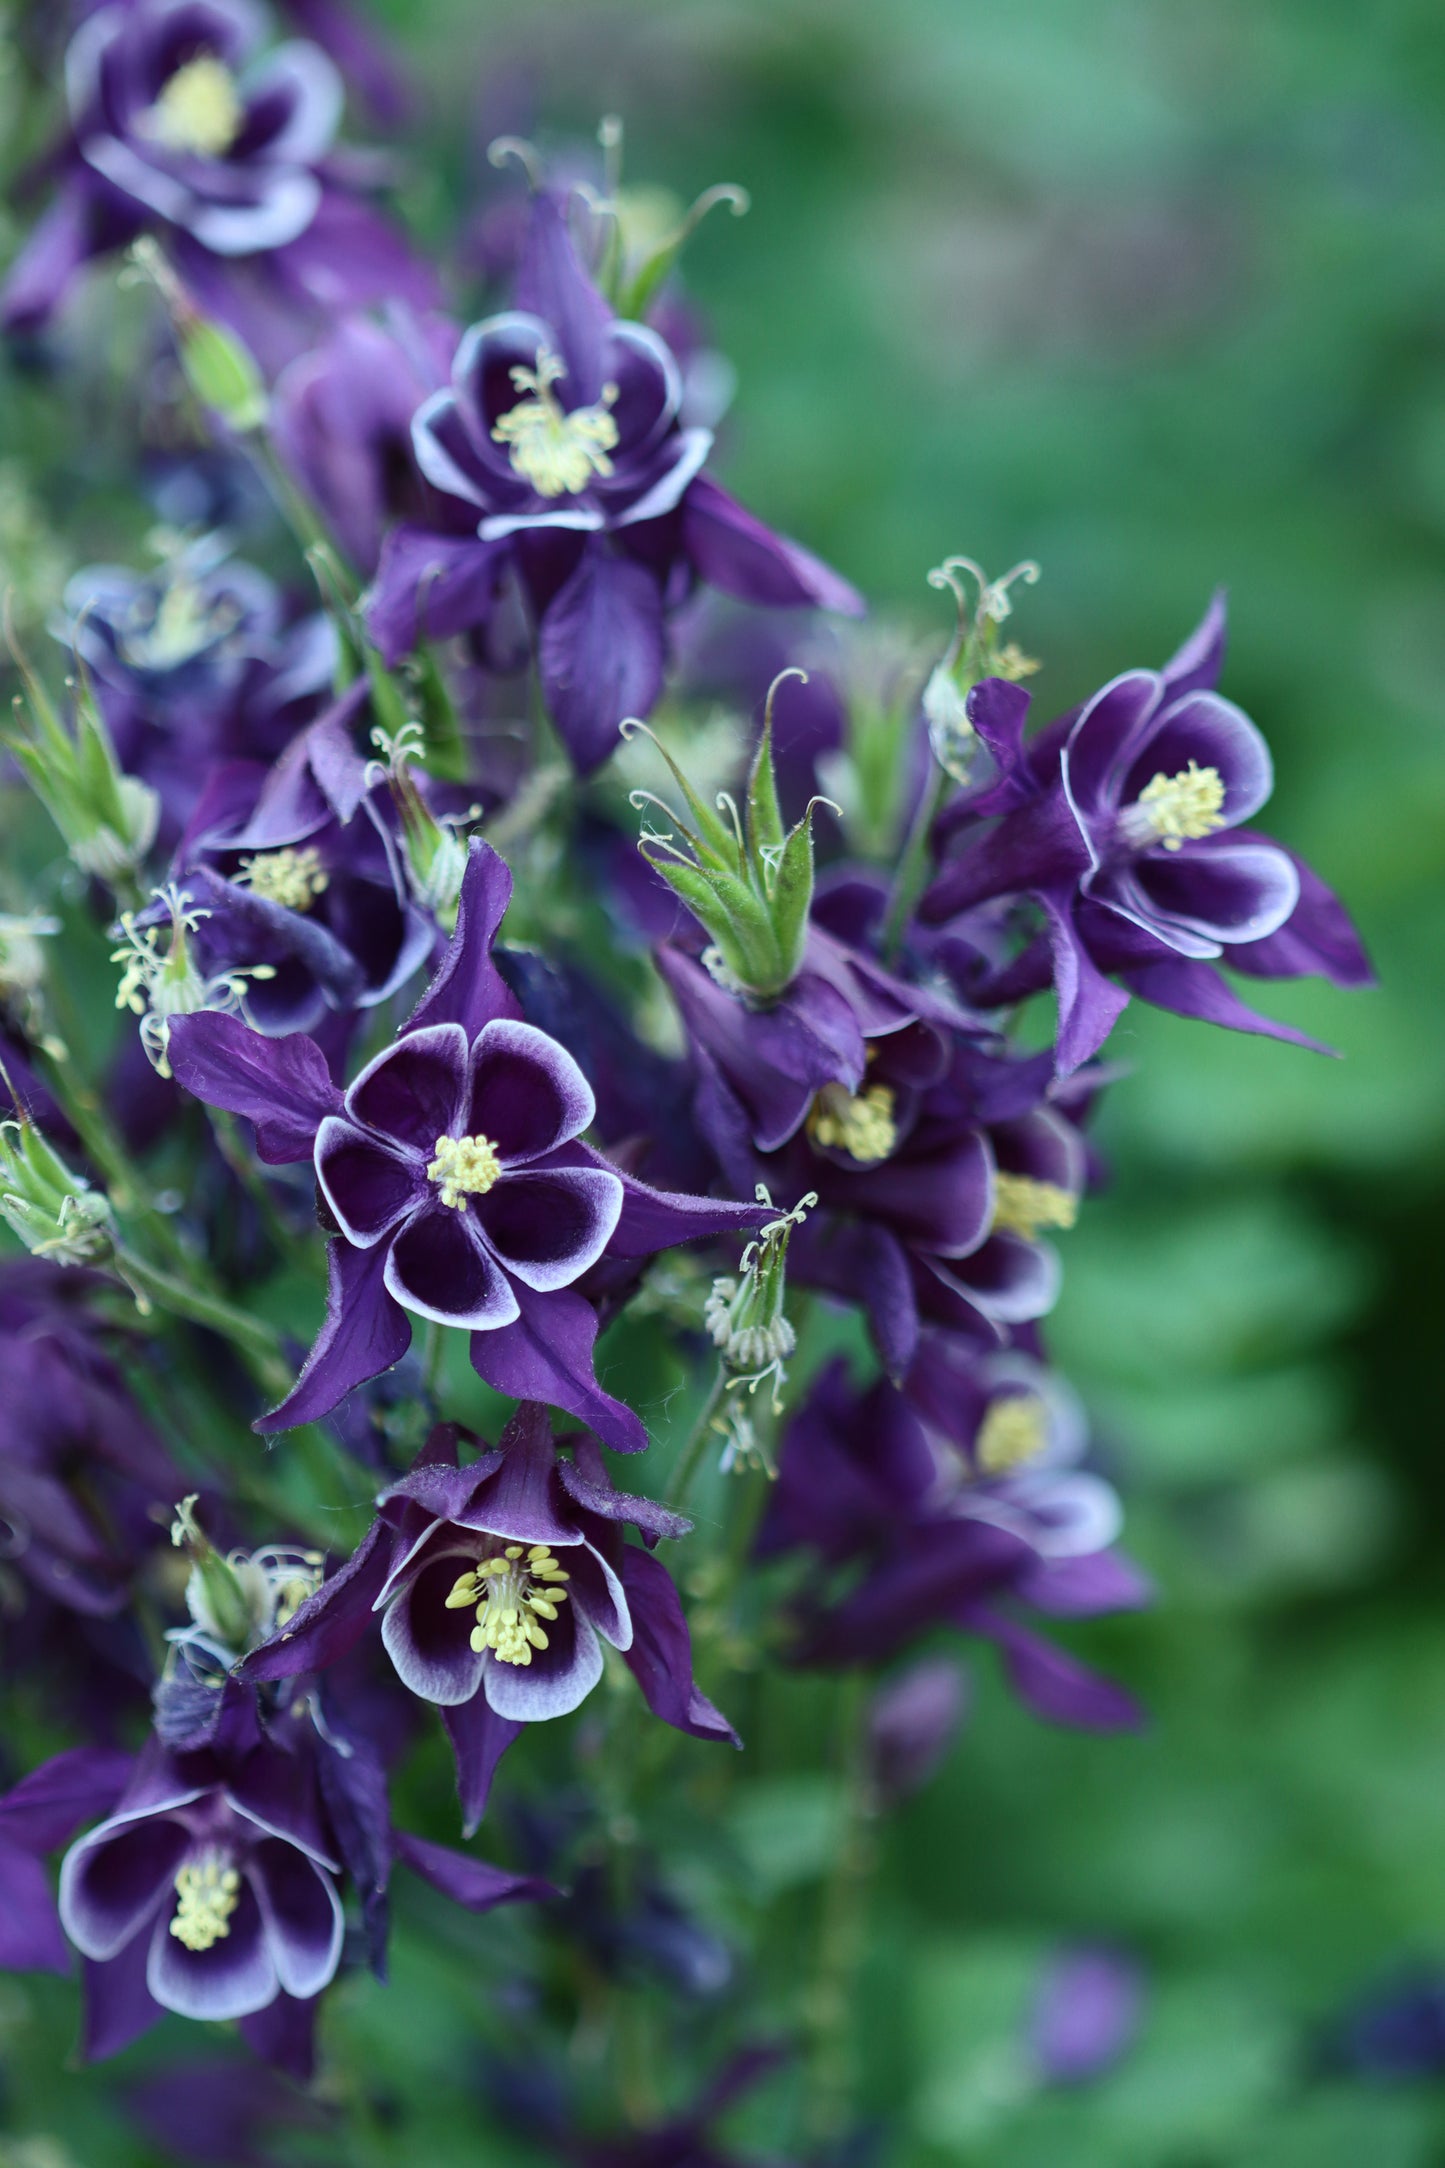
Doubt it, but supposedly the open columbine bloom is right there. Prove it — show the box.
[2,0,434,362]
[242,1410,736,1830]
[366,193,861,772]
[921,597,1372,1071]
[167,840,768,1448]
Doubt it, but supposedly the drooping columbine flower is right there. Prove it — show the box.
[921,597,1372,1072]
[240,1410,737,1831]
[1,0,435,365]
[113,882,276,1077]
[167,839,769,1448]
[366,191,861,772]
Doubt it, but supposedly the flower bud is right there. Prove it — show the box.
[3,614,159,887]
[0,1116,114,1267]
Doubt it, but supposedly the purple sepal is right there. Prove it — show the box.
[258,1240,411,1433]
[441,1695,523,1838]
[365,522,509,665]
[315,1723,392,1978]
[865,1657,970,1810]
[977,1614,1145,1732]
[682,475,865,616]
[1038,892,1132,1078]
[471,1287,647,1454]
[617,1547,740,1747]
[240,1520,391,1683]
[538,549,667,777]
[82,1935,163,2061]
[238,1989,319,2083]
[0,1835,71,1973]
[406,838,521,1039]
[1160,588,1228,701]
[558,1434,692,1548]
[594,1148,772,1256]
[0,1747,134,1851]
[167,1012,341,1162]
[1118,954,1338,1055]
[394,1830,554,1911]
[1021,1550,1153,1618]
[1223,841,1374,988]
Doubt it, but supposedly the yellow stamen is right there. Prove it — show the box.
[807,1081,897,1164]
[427,1132,503,1208]
[170,1848,241,1952]
[1129,761,1226,851]
[142,55,244,158]
[976,1392,1049,1474]
[236,846,329,912]
[445,1543,570,1667]
[990,1173,1077,1241]
[491,347,620,497]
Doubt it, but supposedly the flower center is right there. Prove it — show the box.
[807,1082,897,1164]
[990,1173,1077,1241]
[427,1132,503,1208]
[142,55,244,158]
[122,574,232,671]
[170,1846,241,1952]
[976,1392,1049,1474]
[490,347,620,498]
[1119,761,1226,852]
[236,846,330,912]
[445,1544,570,1666]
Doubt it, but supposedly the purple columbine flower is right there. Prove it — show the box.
[241,1410,736,1831]
[2,0,435,366]
[365,192,862,773]
[167,839,769,1448]
[170,693,435,1043]
[760,1357,1148,1731]
[921,597,1372,1071]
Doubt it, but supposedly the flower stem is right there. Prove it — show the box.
[665,1362,726,1509]
[803,1671,878,2147]
[880,761,946,964]
[114,1246,293,1403]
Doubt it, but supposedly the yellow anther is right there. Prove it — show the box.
[236,846,329,912]
[446,1545,571,1667]
[990,1173,1078,1241]
[807,1082,897,1164]
[491,347,620,497]
[1130,761,1226,850]
[427,1132,503,1208]
[142,55,244,158]
[170,1848,242,1952]
[976,1392,1049,1474]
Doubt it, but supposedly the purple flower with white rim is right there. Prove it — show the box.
[59,1738,345,2028]
[366,192,862,773]
[167,838,770,1449]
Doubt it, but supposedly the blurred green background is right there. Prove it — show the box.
[2,0,1444,2161]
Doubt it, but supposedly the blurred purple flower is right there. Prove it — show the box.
[1029,1944,1145,2085]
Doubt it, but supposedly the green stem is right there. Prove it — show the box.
[114,1246,292,1402]
[665,1362,727,1509]
[206,1108,313,1274]
[880,761,946,965]
[803,1671,878,2147]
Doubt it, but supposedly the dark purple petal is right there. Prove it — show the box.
[0,1834,70,1974]
[681,474,865,615]
[476,1167,621,1292]
[167,1013,340,1163]
[798,1217,920,1380]
[468,1018,595,1160]
[241,1521,391,1686]
[258,1238,412,1433]
[538,549,667,776]
[1118,955,1338,1054]
[559,1435,692,1546]
[82,1935,163,2062]
[931,1230,1061,1326]
[237,1988,320,2082]
[1159,590,1227,701]
[453,1403,577,1545]
[596,1152,773,1257]
[364,522,508,664]
[441,1695,522,1837]
[0,1747,134,1853]
[385,1204,521,1328]
[1125,838,1299,951]
[406,838,523,1040]
[922,789,1090,923]
[147,1876,278,2021]
[512,194,609,400]
[1038,891,1132,1077]
[345,1022,470,1150]
[617,1546,741,1746]
[1061,672,1163,825]
[60,1817,189,1962]
[1225,841,1374,987]
[1123,690,1272,827]
[1022,1550,1154,1618]
[394,1830,553,1911]
[315,1119,422,1245]
[248,1840,344,2000]
[472,1285,648,1453]
[381,1550,487,1705]
[979,1614,1145,1732]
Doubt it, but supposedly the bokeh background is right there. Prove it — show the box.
[2,0,1443,2161]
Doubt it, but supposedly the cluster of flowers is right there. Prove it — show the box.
[0,0,1369,2133]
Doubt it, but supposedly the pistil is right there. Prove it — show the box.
[990,1173,1077,1241]
[1118,761,1226,852]
[807,1082,897,1164]
[236,846,330,912]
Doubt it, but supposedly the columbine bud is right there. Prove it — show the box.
[3,614,160,887]
[170,1497,323,1661]
[368,718,477,934]
[923,555,1042,782]
[704,1187,815,1434]
[111,883,273,1077]
[622,672,836,1001]
[128,238,268,434]
[0,1114,114,1267]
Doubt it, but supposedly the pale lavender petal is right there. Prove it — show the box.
[481,1603,603,1723]
[248,1842,344,2001]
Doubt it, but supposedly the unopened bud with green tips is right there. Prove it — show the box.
[171,1496,272,1657]
[127,238,267,434]
[367,717,479,934]
[622,671,836,1001]
[0,1112,114,1267]
[3,603,159,888]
